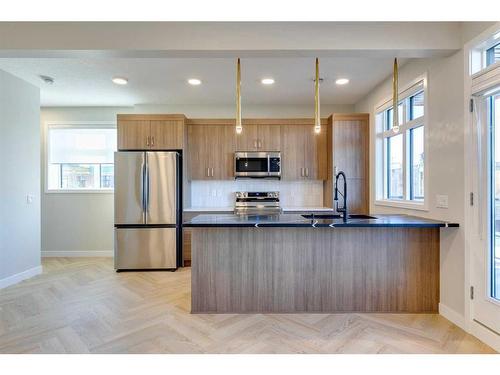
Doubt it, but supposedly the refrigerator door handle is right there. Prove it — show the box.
[146,156,151,213]
[140,157,146,212]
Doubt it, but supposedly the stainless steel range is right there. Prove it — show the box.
[234,191,281,215]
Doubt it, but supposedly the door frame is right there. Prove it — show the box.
[464,22,500,352]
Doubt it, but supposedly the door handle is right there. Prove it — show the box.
[305,168,309,177]
[258,140,262,148]
[141,159,146,212]
[151,136,155,147]
[146,159,150,213]
[211,167,214,177]
[300,167,304,177]
[254,140,257,148]
[146,136,150,147]
[207,167,210,177]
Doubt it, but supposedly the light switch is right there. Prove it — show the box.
[436,194,448,209]
[26,194,34,204]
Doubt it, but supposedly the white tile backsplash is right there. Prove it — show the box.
[190,180,324,208]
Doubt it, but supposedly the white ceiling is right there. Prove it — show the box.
[0,57,407,107]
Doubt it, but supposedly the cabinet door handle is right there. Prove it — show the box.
[258,140,262,148]
[207,167,210,177]
[306,168,309,177]
[253,140,257,148]
[211,167,214,177]
[151,136,155,146]
[300,167,304,177]
[146,136,150,146]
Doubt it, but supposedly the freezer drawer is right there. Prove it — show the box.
[114,227,177,270]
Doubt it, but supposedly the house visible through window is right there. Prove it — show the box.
[47,125,117,191]
[376,79,426,206]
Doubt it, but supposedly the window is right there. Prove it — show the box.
[486,42,500,67]
[47,124,117,191]
[376,79,426,207]
[489,93,500,300]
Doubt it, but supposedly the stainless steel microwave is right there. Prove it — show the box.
[234,151,281,178]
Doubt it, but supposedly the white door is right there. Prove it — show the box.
[470,86,500,337]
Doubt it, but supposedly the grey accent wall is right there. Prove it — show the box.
[0,69,41,282]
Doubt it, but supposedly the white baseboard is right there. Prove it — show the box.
[42,250,113,257]
[439,303,466,330]
[0,265,43,289]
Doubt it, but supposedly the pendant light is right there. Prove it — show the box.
[392,58,400,133]
[314,58,321,134]
[235,58,242,134]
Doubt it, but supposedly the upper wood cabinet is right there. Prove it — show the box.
[235,124,281,151]
[117,115,185,150]
[187,124,235,180]
[117,120,151,150]
[281,124,327,180]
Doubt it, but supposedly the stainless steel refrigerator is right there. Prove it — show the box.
[114,151,182,271]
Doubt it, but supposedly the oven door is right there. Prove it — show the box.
[234,152,270,177]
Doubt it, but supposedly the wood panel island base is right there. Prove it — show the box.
[186,214,458,314]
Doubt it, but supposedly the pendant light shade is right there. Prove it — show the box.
[392,58,400,133]
[314,58,321,134]
[235,58,242,134]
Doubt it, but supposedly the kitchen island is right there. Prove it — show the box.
[184,214,458,314]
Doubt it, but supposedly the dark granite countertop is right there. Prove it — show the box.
[183,213,459,228]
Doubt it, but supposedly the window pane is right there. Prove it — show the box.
[386,103,404,130]
[101,164,114,189]
[48,164,61,189]
[61,164,100,189]
[487,42,500,67]
[387,134,403,199]
[410,126,424,200]
[491,94,500,301]
[410,91,425,119]
[47,126,116,190]
[49,128,116,164]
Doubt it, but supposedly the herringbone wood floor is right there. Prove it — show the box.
[0,258,496,354]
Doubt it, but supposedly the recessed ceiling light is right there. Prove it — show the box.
[39,75,54,85]
[112,77,128,85]
[261,78,275,85]
[188,78,202,86]
[335,78,350,85]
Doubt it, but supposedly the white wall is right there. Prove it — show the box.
[354,54,467,319]
[40,104,354,257]
[0,69,41,288]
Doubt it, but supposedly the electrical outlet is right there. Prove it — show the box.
[26,194,34,204]
[436,194,448,209]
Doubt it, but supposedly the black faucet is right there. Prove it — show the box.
[334,171,348,222]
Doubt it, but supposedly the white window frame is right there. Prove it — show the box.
[469,30,500,76]
[374,74,429,211]
[44,121,116,194]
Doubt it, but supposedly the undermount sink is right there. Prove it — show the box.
[301,214,377,220]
